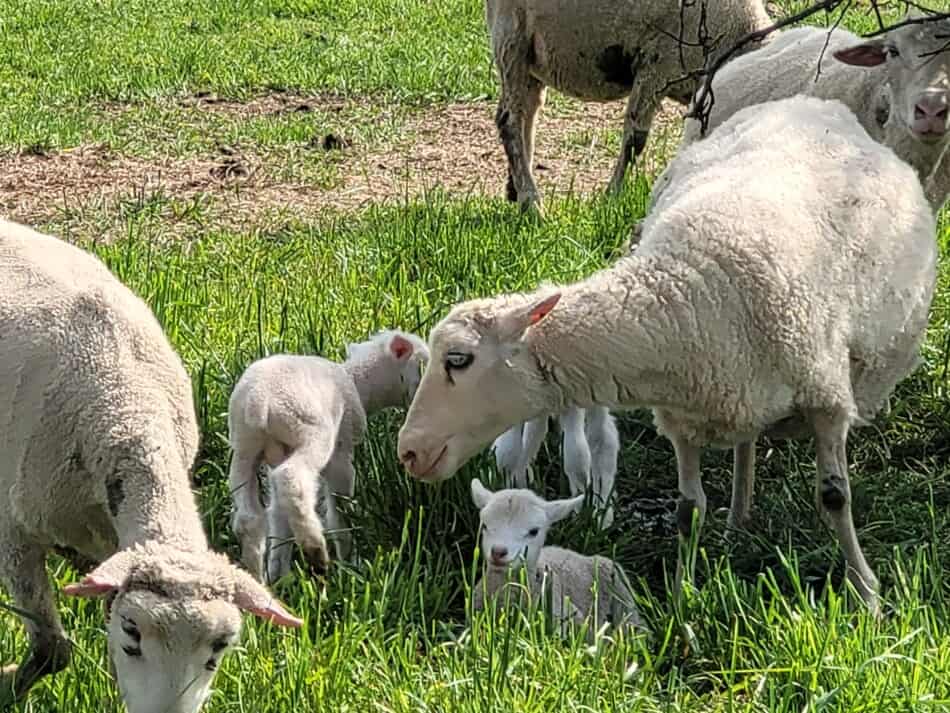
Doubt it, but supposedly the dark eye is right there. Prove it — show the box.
[886,45,900,58]
[444,352,474,371]
[527,528,540,538]
[120,618,141,643]
[122,644,142,658]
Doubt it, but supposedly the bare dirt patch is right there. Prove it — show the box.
[0,96,685,231]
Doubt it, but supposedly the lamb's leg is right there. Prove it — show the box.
[559,407,591,497]
[265,493,296,584]
[0,536,71,707]
[493,424,525,487]
[228,446,267,580]
[811,409,880,614]
[324,455,356,563]
[727,440,756,531]
[517,415,549,487]
[607,82,661,194]
[587,407,618,529]
[671,436,706,597]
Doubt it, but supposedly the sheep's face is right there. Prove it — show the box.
[835,16,950,143]
[471,479,583,575]
[346,330,430,408]
[398,294,562,482]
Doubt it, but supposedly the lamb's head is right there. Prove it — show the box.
[346,330,430,407]
[398,292,562,482]
[834,14,950,144]
[64,543,302,713]
[471,478,582,574]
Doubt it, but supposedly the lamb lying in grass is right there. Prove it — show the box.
[0,219,302,713]
[229,331,428,584]
[470,479,644,638]
[492,406,618,527]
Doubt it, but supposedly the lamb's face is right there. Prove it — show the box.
[398,294,562,482]
[396,337,429,404]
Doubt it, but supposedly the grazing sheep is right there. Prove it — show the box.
[229,331,429,584]
[0,219,302,713]
[470,479,643,638]
[675,16,950,212]
[398,96,939,615]
[492,406,618,527]
[487,0,773,213]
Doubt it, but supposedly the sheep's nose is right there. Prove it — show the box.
[914,93,949,134]
[490,546,509,564]
[400,449,418,472]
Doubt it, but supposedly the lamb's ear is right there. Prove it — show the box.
[495,293,561,343]
[833,40,887,67]
[544,494,585,524]
[63,551,137,597]
[232,570,303,628]
[389,333,415,361]
[471,478,493,509]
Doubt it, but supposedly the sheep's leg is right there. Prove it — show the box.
[265,495,296,584]
[229,447,267,580]
[811,409,880,615]
[518,416,549,487]
[559,407,591,497]
[521,79,546,186]
[671,436,706,598]
[587,407,618,529]
[324,455,355,563]
[493,424,525,487]
[0,536,71,706]
[607,83,661,194]
[727,440,756,532]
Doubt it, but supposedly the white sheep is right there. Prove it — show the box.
[0,219,302,713]
[487,0,773,213]
[469,479,644,638]
[398,95,939,616]
[491,405,618,527]
[229,331,429,584]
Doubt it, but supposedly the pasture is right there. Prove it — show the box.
[1,0,949,710]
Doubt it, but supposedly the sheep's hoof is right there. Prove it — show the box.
[519,198,544,220]
[302,546,330,577]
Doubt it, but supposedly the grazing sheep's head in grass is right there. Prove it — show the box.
[834,13,950,143]
[398,292,562,481]
[346,330,430,407]
[471,479,583,574]
[64,544,302,713]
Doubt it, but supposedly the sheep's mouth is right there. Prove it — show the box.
[417,445,448,481]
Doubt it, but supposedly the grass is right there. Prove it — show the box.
[2,0,950,711]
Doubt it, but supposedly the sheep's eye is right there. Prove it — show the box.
[122,644,142,658]
[527,528,540,538]
[444,352,474,371]
[120,618,141,643]
[886,45,900,58]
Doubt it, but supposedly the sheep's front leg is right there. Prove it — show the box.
[229,447,267,580]
[517,416,549,487]
[324,455,356,563]
[671,436,706,598]
[0,536,71,706]
[607,80,661,194]
[559,407,591,497]
[493,424,524,486]
[727,440,756,532]
[811,409,880,615]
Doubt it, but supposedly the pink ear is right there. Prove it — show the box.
[528,293,561,325]
[389,334,414,361]
[232,570,303,628]
[63,575,120,598]
[238,598,304,628]
[833,43,887,68]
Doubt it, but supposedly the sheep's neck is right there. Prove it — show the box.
[343,355,397,416]
[883,122,945,181]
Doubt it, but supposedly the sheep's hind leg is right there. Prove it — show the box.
[517,416,549,488]
[324,455,356,563]
[811,408,880,615]
[607,83,661,195]
[727,440,756,533]
[559,407,591,497]
[229,446,267,580]
[0,537,71,707]
[671,436,706,598]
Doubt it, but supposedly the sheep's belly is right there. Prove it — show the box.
[654,406,797,450]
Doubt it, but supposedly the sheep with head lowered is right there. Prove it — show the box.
[229,331,429,584]
[486,0,774,214]
[470,479,644,638]
[398,95,938,616]
[0,219,302,713]
[492,405,619,528]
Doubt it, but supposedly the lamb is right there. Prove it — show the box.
[398,95,939,616]
[469,479,644,638]
[0,219,302,713]
[228,331,429,584]
[487,0,773,214]
[492,405,618,527]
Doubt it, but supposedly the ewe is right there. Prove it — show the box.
[492,406,619,527]
[470,479,643,638]
[486,0,773,213]
[398,96,938,615]
[229,331,428,584]
[0,219,301,713]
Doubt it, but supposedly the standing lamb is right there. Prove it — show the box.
[492,405,618,527]
[229,331,429,584]
[0,219,302,713]
[398,96,938,615]
[470,479,644,638]
[487,0,773,213]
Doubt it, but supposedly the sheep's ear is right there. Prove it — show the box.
[63,551,137,597]
[495,293,561,342]
[389,333,415,361]
[232,570,303,628]
[833,41,887,67]
[471,478,493,509]
[544,494,585,524]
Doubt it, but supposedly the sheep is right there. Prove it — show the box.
[672,15,950,213]
[228,331,429,584]
[487,0,773,214]
[469,479,644,638]
[0,219,302,713]
[491,405,618,527]
[398,95,939,616]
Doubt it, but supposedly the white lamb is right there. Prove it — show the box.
[229,331,429,584]
[469,479,644,638]
[398,95,938,616]
[487,0,774,213]
[491,405,618,527]
[0,219,302,713]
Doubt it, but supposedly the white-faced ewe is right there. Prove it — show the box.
[398,96,938,616]
[676,15,950,212]
[492,406,618,527]
[228,331,429,584]
[0,219,302,713]
[486,0,773,214]
[470,479,644,638]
